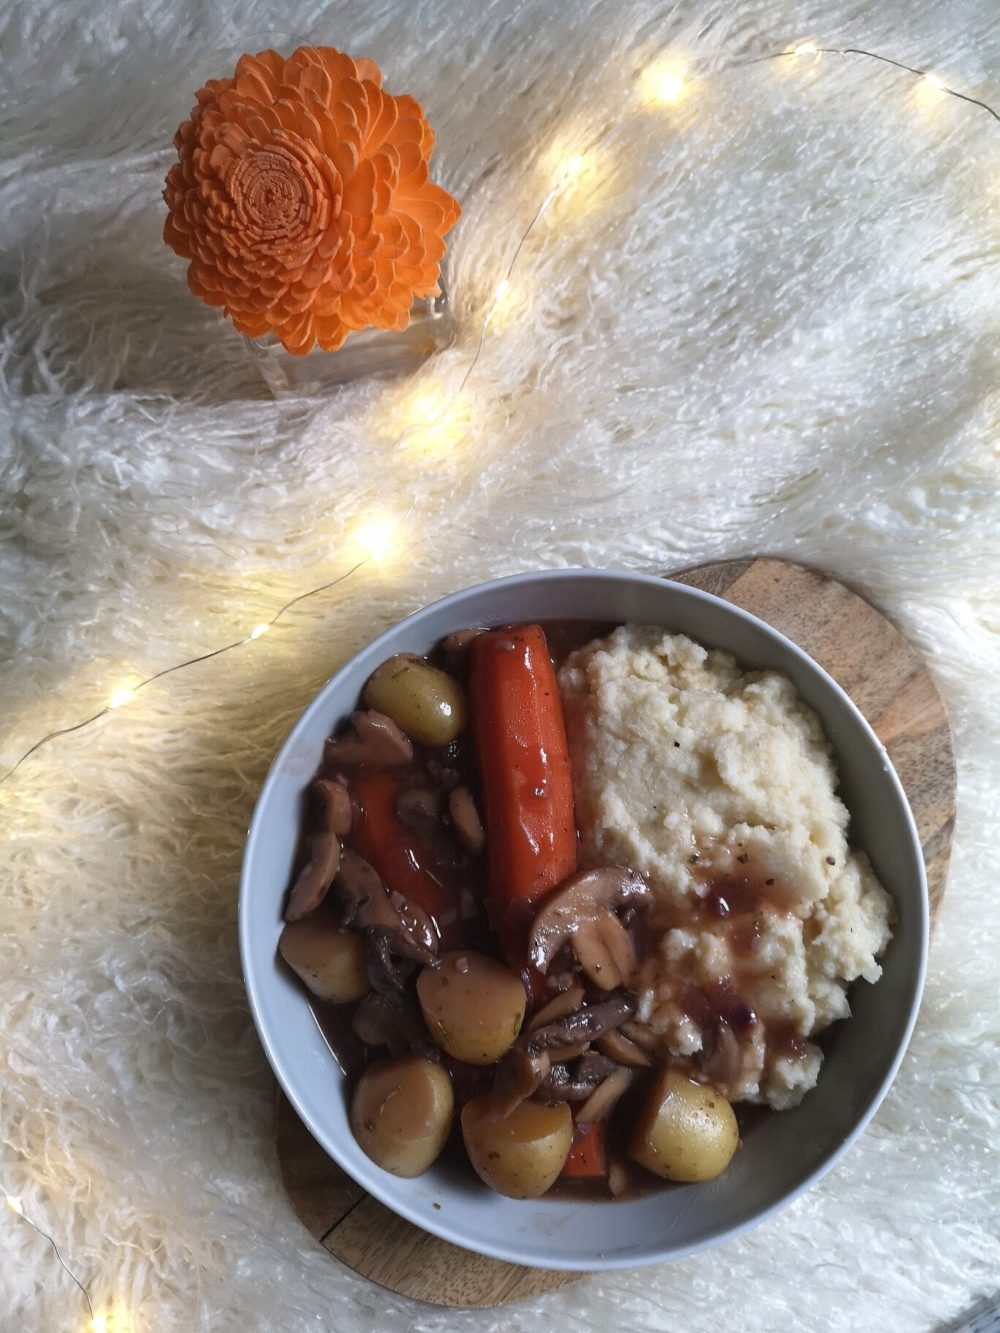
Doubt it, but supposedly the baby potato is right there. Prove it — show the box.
[417,951,526,1065]
[629,1069,739,1183]
[279,918,370,1003]
[351,1055,454,1177]
[462,1095,572,1198]
[363,654,466,746]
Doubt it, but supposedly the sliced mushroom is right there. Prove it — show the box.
[442,628,484,657]
[596,1029,652,1068]
[352,990,430,1058]
[538,1063,593,1103]
[576,1067,634,1124]
[576,1052,619,1083]
[366,933,417,996]
[426,756,462,792]
[387,890,438,958]
[283,777,356,921]
[544,963,581,995]
[448,786,485,856]
[526,986,586,1034]
[491,992,635,1116]
[526,989,637,1053]
[607,1156,629,1198]
[324,709,413,769]
[285,833,341,922]
[529,867,651,992]
[396,786,443,836]
[394,786,465,868]
[539,1052,618,1103]
[493,1045,552,1116]
[543,1042,590,1064]
[335,849,438,966]
[313,778,353,836]
[701,1019,744,1088]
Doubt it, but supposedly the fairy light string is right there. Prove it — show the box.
[3,1187,95,1324]
[749,42,1000,122]
[3,39,998,1324]
[0,559,370,784]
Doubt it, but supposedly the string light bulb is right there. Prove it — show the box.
[408,383,449,425]
[107,686,135,710]
[792,41,820,58]
[544,142,608,217]
[249,623,270,640]
[915,69,948,110]
[353,514,400,562]
[89,1306,134,1332]
[485,276,521,330]
[640,58,688,106]
[393,379,472,458]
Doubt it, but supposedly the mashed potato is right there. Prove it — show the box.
[559,626,894,1109]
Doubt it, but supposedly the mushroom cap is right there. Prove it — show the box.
[324,709,413,769]
[284,832,341,922]
[336,849,438,966]
[528,866,651,987]
[313,778,353,836]
[527,988,637,1053]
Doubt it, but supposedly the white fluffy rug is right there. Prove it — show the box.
[2,1,998,1329]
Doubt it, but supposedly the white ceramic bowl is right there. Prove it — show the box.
[239,569,928,1270]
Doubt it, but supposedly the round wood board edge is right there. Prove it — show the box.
[274,556,955,1308]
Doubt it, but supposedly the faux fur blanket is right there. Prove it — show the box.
[2,1,998,1329]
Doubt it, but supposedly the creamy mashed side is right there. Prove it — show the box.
[558,626,894,1110]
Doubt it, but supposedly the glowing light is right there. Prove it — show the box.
[390,380,472,460]
[353,515,399,562]
[640,59,688,106]
[541,140,608,219]
[5,1194,23,1215]
[107,687,135,710]
[915,70,948,110]
[249,623,270,640]
[407,384,449,425]
[792,41,819,58]
[89,1308,134,1333]
[486,276,521,330]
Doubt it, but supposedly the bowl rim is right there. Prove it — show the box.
[239,566,929,1270]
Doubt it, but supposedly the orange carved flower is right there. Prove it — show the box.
[163,46,461,355]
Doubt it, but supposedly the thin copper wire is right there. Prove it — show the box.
[1,1189,95,1322]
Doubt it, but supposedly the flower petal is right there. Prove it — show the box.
[164,44,461,355]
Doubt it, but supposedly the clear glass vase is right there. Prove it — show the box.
[245,285,454,397]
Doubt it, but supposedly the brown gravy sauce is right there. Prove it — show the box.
[652,861,813,1068]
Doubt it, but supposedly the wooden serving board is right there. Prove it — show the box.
[274,557,955,1307]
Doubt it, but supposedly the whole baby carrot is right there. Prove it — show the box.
[469,624,577,953]
[349,770,457,923]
